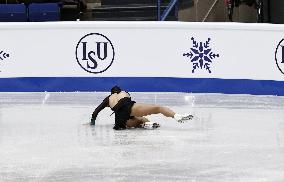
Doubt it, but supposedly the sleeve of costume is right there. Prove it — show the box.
[91,96,109,125]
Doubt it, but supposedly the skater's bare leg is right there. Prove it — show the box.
[131,103,175,118]
[131,103,193,123]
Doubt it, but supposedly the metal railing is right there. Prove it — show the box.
[157,0,179,21]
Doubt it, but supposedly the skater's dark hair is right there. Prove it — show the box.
[111,86,121,94]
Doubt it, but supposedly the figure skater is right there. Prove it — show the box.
[90,86,193,130]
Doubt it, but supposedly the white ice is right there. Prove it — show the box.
[0,92,284,182]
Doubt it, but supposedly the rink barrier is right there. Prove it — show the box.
[0,77,283,96]
[0,22,284,95]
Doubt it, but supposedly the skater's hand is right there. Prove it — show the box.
[90,118,96,125]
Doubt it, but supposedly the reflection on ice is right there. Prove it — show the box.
[0,93,284,182]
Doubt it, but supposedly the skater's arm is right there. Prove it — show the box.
[91,96,109,125]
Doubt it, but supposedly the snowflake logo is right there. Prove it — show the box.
[0,50,9,61]
[183,37,220,73]
[0,50,10,72]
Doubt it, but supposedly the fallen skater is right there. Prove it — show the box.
[90,86,193,130]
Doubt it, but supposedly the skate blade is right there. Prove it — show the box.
[140,122,160,129]
[183,115,194,120]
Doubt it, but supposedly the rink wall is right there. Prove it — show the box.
[0,22,284,95]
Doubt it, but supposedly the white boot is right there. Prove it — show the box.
[140,122,160,129]
[174,114,193,123]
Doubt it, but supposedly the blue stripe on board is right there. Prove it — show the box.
[0,77,283,96]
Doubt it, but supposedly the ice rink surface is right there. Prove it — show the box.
[0,92,284,182]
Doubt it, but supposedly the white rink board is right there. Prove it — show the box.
[0,22,284,94]
[0,22,283,79]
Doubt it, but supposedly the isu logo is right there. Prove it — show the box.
[75,33,115,74]
[275,39,284,75]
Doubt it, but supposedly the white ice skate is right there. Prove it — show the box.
[140,122,160,129]
[174,114,194,123]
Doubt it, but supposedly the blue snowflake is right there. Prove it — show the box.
[183,37,219,73]
[0,50,10,72]
[0,51,9,61]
